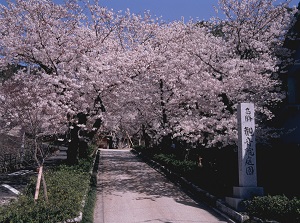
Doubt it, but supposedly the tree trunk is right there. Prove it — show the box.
[67,115,103,164]
[67,126,79,165]
[66,95,105,164]
[159,79,168,128]
[142,124,151,148]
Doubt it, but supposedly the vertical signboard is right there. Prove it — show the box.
[237,103,257,187]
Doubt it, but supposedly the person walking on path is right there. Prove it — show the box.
[94,149,234,223]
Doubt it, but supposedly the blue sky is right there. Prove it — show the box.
[98,0,221,22]
[95,0,299,22]
[0,0,299,22]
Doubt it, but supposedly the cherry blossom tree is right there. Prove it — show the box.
[110,0,296,149]
[0,69,69,201]
[0,0,108,164]
[0,0,297,163]
[0,0,164,161]
[196,0,297,146]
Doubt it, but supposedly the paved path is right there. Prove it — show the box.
[94,149,234,223]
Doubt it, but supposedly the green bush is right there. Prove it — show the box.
[0,159,93,223]
[243,195,300,223]
[132,145,146,152]
[81,150,100,223]
[153,153,197,175]
[133,145,161,158]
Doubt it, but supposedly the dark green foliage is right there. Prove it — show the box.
[81,151,100,223]
[243,195,300,223]
[153,153,197,175]
[133,145,159,156]
[81,184,97,223]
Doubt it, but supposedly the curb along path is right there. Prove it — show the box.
[94,149,234,223]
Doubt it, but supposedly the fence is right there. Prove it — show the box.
[0,154,17,173]
[0,150,35,173]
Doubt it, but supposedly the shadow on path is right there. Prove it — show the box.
[96,149,231,222]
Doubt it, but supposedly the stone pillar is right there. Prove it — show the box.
[226,103,263,211]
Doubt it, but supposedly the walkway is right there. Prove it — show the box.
[94,149,234,223]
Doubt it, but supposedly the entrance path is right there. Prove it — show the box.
[94,149,235,223]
